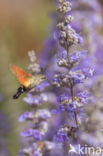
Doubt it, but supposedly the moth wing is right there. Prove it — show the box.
[10,64,32,88]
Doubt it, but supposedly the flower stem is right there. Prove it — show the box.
[74,111,78,126]
[70,81,78,127]
[66,42,78,127]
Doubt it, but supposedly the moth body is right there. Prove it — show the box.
[10,64,46,99]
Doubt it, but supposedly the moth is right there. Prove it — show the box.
[10,64,46,99]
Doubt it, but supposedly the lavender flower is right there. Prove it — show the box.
[18,51,53,156]
[50,0,94,154]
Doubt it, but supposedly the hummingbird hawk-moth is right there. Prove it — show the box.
[10,64,46,99]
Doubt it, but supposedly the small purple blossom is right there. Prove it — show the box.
[67,101,77,112]
[23,93,48,106]
[23,93,39,105]
[21,129,43,141]
[77,91,90,104]
[58,95,69,102]
[54,128,69,143]
[36,81,50,92]
[18,112,34,122]
[21,129,33,137]
[70,50,87,62]
[82,68,94,78]
[36,109,51,119]
[33,130,43,141]
[71,71,85,84]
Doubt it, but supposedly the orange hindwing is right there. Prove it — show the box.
[10,64,32,88]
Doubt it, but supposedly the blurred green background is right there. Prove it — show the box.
[0,0,103,155]
[0,0,54,155]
